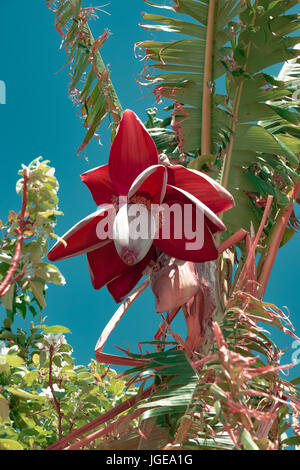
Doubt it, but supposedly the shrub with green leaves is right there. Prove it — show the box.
[0,159,137,450]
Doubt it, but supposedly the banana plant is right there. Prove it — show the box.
[40,0,300,450]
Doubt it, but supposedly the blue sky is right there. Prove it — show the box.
[0,1,299,375]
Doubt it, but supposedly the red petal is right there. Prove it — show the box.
[167,165,234,214]
[128,164,167,204]
[153,185,220,262]
[107,267,144,303]
[48,207,114,261]
[164,185,226,234]
[87,242,128,290]
[80,164,117,205]
[109,110,159,195]
[107,247,156,302]
[154,222,218,263]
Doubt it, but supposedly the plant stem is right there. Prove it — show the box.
[0,169,29,298]
[201,0,216,156]
[257,183,300,299]
[95,278,150,366]
[221,0,259,190]
[221,83,244,190]
[48,345,63,440]
[26,408,48,418]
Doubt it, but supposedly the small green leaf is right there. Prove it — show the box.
[39,350,47,368]
[6,387,41,401]
[187,155,216,170]
[58,344,73,353]
[280,226,295,247]
[23,371,38,387]
[3,317,13,329]
[213,400,226,425]
[241,429,259,450]
[0,439,23,450]
[35,264,66,286]
[109,379,125,396]
[53,390,67,401]
[281,436,300,447]
[290,376,300,386]
[6,355,24,368]
[32,353,39,366]
[1,285,15,311]
[273,134,299,168]
[0,355,7,373]
[30,280,46,308]
[43,325,71,334]
[77,372,91,380]
[209,383,227,401]
[0,254,12,264]
[0,395,10,423]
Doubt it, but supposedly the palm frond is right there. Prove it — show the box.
[137,0,244,157]
[47,0,122,154]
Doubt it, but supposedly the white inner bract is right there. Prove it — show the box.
[113,203,156,265]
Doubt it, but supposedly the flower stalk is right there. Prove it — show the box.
[0,168,29,297]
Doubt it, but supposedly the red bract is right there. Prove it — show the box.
[48,110,234,302]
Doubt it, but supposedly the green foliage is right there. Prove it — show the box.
[125,343,199,423]
[105,295,300,451]
[0,328,134,450]
[0,158,65,315]
[46,0,123,154]
[0,158,66,317]
[0,160,136,449]
[138,0,244,155]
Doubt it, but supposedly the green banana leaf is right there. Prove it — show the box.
[138,0,300,237]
